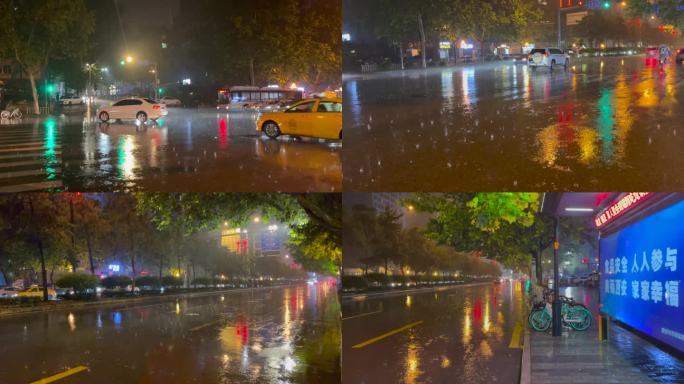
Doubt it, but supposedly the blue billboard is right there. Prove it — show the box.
[600,199,684,353]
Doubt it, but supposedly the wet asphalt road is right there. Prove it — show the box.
[343,55,684,191]
[341,281,526,384]
[0,284,341,384]
[0,108,341,192]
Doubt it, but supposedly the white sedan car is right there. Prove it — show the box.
[528,48,570,71]
[160,96,182,107]
[98,97,167,123]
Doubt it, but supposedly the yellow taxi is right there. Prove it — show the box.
[17,285,57,299]
[256,98,342,140]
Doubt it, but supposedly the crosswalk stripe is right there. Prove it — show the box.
[0,180,63,193]
[0,125,64,191]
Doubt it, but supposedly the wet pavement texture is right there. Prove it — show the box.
[341,282,526,384]
[0,284,341,384]
[0,108,341,192]
[533,286,684,384]
[344,56,684,191]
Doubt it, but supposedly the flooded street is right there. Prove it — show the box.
[0,108,341,192]
[342,282,526,384]
[0,284,341,384]
[343,56,684,191]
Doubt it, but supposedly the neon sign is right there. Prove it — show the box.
[595,192,652,228]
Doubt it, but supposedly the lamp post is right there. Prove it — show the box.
[121,56,159,100]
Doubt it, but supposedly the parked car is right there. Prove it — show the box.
[97,97,167,123]
[527,48,570,71]
[59,94,84,106]
[256,98,342,140]
[101,285,140,297]
[159,96,182,107]
[0,286,20,298]
[17,285,57,300]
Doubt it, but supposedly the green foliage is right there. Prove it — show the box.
[161,275,183,288]
[0,296,43,306]
[627,0,684,30]
[101,275,132,288]
[192,277,213,286]
[0,0,95,113]
[55,273,99,292]
[137,193,341,274]
[135,276,161,287]
[341,275,368,290]
[177,0,340,86]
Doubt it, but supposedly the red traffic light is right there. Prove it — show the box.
[581,258,589,264]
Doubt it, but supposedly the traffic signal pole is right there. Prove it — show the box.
[557,5,583,50]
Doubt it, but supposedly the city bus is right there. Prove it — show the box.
[217,85,303,110]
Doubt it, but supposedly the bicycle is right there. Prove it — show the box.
[0,106,22,120]
[528,290,592,332]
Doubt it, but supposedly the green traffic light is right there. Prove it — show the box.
[603,1,610,8]
[46,84,54,93]
[120,60,126,65]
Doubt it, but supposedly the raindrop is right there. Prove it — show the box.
[513,180,518,187]
[359,168,364,173]
[367,124,372,131]
[377,160,381,166]
[648,137,652,144]
[447,161,452,168]
[674,130,677,136]
[416,144,420,149]
[490,134,494,141]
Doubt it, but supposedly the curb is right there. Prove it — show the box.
[520,328,531,384]
[0,284,295,319]
[340,282,492,301]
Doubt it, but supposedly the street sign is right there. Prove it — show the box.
[600,199,684,353]
[260,231,282,252]
[566,11,588,26]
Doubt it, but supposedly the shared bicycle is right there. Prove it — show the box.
[528,289,592,332]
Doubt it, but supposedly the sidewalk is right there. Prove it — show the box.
[528,322,684,384]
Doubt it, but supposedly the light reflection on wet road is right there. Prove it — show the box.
[342,282,526,384]
[343,56,684,191]
[0,109,340,192]
[0,284,340,383]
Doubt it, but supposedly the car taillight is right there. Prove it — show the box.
[153,105,161,110]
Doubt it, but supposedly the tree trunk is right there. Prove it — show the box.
[158,254,163,281]
[28,72,40,115]
[37,239,48,301]
[249,57,256,86]
[399,42,405,70]
[418,13,427,69]
[130,253,136,288]
[384,256,388,276]
[86,233,95,275]
[191,260,196,288]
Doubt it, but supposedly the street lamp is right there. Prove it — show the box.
[126,55,133,64]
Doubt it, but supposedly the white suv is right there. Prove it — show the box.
[528,48,570,71]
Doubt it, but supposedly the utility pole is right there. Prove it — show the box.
[552,217,562,337]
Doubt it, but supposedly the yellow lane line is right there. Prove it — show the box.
[342,310,382,321]
[30,366,88,384]
[509,321,523,349]
[351,320,423,349]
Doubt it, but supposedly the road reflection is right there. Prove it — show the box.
[344,56,684,190]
